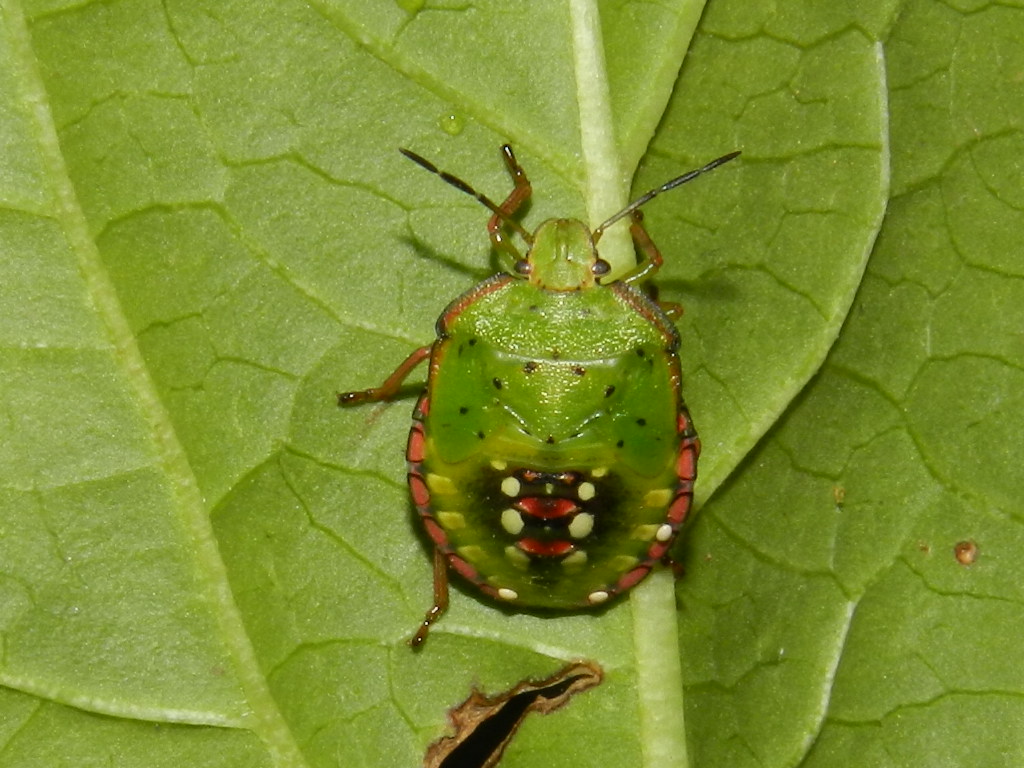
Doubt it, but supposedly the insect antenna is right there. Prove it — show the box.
[400,148,533,243]
[593,150,741,239]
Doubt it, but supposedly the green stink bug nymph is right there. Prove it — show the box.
[339,145,739,646]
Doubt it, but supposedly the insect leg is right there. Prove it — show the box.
[488,145,532,232]
[618,210,663,285]
[619,211,688,317]
[410,548,450,648]
[400,146,533,272]
[659,304,685,320]
[337,345,432,406]
[488,145,533,273]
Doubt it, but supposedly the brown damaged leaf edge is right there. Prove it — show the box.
[424,660,604,768]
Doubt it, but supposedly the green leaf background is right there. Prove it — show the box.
[1,0,1021,765]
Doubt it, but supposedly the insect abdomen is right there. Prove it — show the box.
[408,294,694,608]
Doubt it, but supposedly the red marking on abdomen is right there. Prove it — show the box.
[676,441,698,480]
[517,538,574,557]
[449,554,478,581]
[406,423,425,464]
[415,394,431,418]
[408,472,430,508]
[422,517,447,547]
[515,496,580,520]
[667,491,691,525]
[618,564,650,591]
[517,469,581,485]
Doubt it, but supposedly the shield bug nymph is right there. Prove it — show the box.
[339,145,739,645]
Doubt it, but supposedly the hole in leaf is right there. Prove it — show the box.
[425,660,603,768]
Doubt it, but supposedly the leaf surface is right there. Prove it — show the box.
[1,0,1020,766]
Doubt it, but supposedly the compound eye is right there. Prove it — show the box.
[514,259,532,275]
[592,258,612,277]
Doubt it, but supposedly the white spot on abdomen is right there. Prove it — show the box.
[568,512,595,539]
[501,476,521,497]
[501,507,525,535]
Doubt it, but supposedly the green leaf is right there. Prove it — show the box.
[1,0,1020,766]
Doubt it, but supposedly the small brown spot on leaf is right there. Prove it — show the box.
[954,540,978,566]
[832,485,846,507]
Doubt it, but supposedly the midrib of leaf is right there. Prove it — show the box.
[569,2,689,766]
[569,0,631,275]
[630,569,691,767]
[4,1,303,763]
